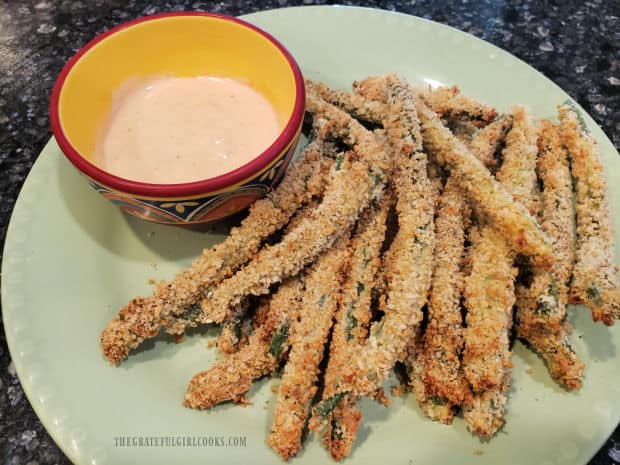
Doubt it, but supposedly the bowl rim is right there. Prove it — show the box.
[49,11,305,198]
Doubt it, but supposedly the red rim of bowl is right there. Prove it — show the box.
[49,11,305,198]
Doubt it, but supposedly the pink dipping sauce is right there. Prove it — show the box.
[97,76,280,184]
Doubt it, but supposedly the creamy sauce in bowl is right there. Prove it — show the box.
[97,76,280,184]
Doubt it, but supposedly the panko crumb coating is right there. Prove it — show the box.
[560,105,620,325]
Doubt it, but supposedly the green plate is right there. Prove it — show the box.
[3,6,620,465]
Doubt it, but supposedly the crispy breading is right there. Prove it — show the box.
[348,76,505,132]
[217,199,326,355]
[559,105,620,325]
[495,106,541,216]
[516,120,584,390]
[417,85,498,127]
[315,200,389,460]
[306,79,387,123]
[417,102,554,269]
[282,198,321,234]
[195,94,389,326]
[536,121,575,299]
[267,234,351,461]
[353,78,499,129]
[462,224,517,392]
[183,277,303,409]
[462,371,510,438]
[100,141,333,364]
[517,291,584,390]
[408,343,457,425]
[353,76,388,103]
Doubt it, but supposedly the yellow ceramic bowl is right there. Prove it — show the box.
[50,12,305,224]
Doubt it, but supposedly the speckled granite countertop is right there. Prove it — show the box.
[0,1,618,464]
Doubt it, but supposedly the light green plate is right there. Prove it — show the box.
[3,6,620,465]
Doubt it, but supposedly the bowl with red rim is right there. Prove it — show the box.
[49,12,305,224]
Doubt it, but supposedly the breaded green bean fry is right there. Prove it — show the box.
[267,234,351,461]
[495,107,540,216]
[559,105,620,325]
[462,224,515,434]
[412,178,471,420]
[536,121,575,304]
[462,224,517,392]
[316,200,389,460]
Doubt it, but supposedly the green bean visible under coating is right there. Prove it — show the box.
[516,290,584,390]
[267,234,351,461]
[315,200,389,461]
[559,105,620,326]
[417,102,554,270]
[183,277,303,409]
[408,341,458,424]
[100,140,334,365]
[217,299,249,355]
[516,120,584,390]
[196,95,389,326]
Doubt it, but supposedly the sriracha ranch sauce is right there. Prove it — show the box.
[97,76,280,184]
